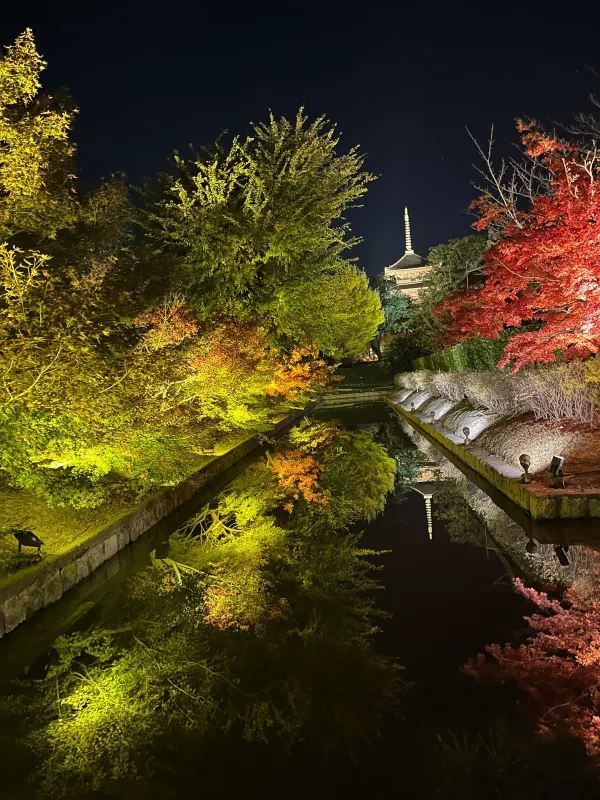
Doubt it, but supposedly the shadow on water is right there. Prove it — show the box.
[1,402,598,799]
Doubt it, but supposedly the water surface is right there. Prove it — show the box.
[1,403,597,799]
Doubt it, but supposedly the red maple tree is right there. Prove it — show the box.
[437,121,600,371]
[465,577,600,759]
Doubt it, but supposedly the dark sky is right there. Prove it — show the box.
[3,1,600,276]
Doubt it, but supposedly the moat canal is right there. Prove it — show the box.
[1,403,598,799]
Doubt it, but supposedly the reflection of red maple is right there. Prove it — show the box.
[438,122,600,371]
[465,577,600,759]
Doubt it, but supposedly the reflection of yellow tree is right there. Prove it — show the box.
[4,422,402,798]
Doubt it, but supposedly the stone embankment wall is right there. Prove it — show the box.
[0,408,312,639]
[388,389,600,520]
[318,387,393,406]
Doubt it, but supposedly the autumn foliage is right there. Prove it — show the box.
[465,577,600,759]
[438,121,600,371]
[269,449,330,511]
[133,297,199,351]
[266,346,335,399]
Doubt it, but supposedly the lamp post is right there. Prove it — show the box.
[462,426,470,445]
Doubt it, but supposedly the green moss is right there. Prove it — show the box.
[0,491,135,590]
[589,498,600,517]
[0,453,212,590]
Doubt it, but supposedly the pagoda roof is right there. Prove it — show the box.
[388,251,426,270]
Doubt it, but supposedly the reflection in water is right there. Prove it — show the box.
[1,408,599,799]
[397,415,600,589]
[1,420,403,798]
[394,414,600,779]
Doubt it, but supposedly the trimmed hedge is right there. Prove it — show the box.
[412,334,509,372]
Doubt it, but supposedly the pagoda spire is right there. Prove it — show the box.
[404,206,414,254]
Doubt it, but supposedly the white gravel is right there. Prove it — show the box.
[440,401,505,441]
[476,417,587,473]
[401,390,433,411]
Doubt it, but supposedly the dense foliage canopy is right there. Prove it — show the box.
[0,31,382,513]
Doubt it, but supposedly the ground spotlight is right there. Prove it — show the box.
[12,528,44,556]
[554,544,571,567]
[519,453,532,483]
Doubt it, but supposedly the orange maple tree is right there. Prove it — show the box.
[268,448,330,511]
[266,346,335,400]
[437,121,600,371]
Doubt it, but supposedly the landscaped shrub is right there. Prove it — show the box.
[413,335,509,372]
[584,356,600,411]
[431,372,466,403]
[517,362,595,426]
[461,372,519,415]
[395,363,598,425]
[395,370,435,394]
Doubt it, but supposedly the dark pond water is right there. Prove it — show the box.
[1,403,598,799]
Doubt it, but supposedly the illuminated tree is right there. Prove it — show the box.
[269,265,383,359]
[438,121,600,371]
[0,29,78,239]
[412,234,488,352]
[142,110,375,330]
[0,32,376,515]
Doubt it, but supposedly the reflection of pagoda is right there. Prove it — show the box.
[411,462,438,541]
[384,207,431,301]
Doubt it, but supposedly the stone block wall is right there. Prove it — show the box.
[0,407,312,639]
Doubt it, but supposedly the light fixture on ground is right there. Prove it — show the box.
[549,455,565,488]
[12,528,44,556]
[154,539,170,559]
[525,538,538,553]
[519,453,532,483]
[554,543,570,567]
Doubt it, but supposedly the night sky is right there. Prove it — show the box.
[4,1,600,276]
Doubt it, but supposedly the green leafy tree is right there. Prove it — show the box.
[141,110,375,325]
[372,278,413,358]
[0,34,377,516]
[270,265,383,359]
[411,234,488,353]
[0,29,78,240]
